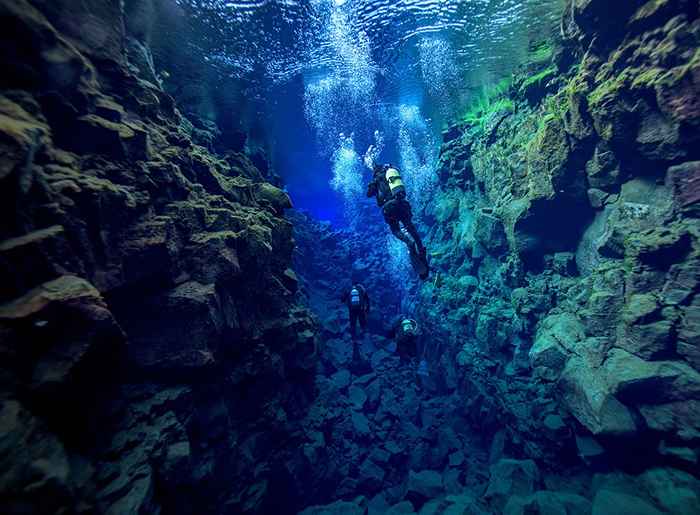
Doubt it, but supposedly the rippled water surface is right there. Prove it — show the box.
[174,0,563,87]
[158,0,565,222]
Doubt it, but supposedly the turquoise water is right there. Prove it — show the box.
[154,0,563,222]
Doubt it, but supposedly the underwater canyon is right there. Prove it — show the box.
[0,0,699,514]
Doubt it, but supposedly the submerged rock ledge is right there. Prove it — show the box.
[0,0,699,514]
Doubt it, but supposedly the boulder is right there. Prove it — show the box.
[640,468,700,515]
[603,348,700,404]
[439,494,488,515]
[558,356,637,437]
[386,501,415,514]
[638,400,700,441]
[591,490,663,515]
[575,434,606,465]
[254,182,292,215]
[406,470,444,504]
[326,338,353,370]
[358,458,385,491]
[0,275,125,400]
[299,499,366,515]
[348,385,368,410]
[586,141,621,191]
[504,491,591,515]
[448,450,465,467]
[667,161,700,217]
[0,400,74,514]
[530,314,585,380]
[485,459,540,510]
[351,412,371,437]
[330,370,352,391]
[473,209,508,253]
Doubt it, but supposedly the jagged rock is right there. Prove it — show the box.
[299,499,367,515]
[0,400,77,514]
[331,369,352,390]
[529,313,585,380]
[640,468,700,515]
[667,161,700,217]
[358,458,386,491]
[406,470,444,505]
[0,275,125,399]
[255,182,293,215]
[474,209,507,253]
[558,356,637,437]
[504,490,591,515]
[327,338,353,369]
[603,348,700,404]
[591,489,663,515]
[485,459,540,510]
[386,501,415,514]
[575,434,606,465]
[585,142,621,191]
[349,385,368,410]
[0,225,85,302]
[678,295,700,369]
[638,400,700,441]
[658,440,698,466]
[351,412,371,436]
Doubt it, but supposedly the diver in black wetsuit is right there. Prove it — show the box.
[366,164,427,259]
[389,315,420,362]
[340,283,370,339]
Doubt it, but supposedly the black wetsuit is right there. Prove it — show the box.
[340,284,370,338]
[367,167,425,253]
[390,315,420,362]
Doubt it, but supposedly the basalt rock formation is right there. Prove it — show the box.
[0,1,316,513]
[414,0,700,511]
[3,0,700,514]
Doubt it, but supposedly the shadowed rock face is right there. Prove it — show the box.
[0,1,317,513]
[418,0,700,507]
[2,1,700,515]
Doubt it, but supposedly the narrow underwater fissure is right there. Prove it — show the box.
[1,0,699,515]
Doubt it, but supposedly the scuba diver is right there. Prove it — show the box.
[389,314,420,362]
[366,164,429,278]
[340,282,370,340]
[389,314,429,388]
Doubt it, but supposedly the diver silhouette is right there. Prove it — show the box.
[366,163,429,279]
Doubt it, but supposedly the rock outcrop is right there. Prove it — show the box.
[416,0,700,511]
[0,1,316,513]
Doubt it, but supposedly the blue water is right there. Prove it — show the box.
[159,0,563,224]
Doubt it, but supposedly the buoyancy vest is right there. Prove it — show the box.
[350,287,362,308]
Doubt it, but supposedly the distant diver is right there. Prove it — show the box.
[340,282,370,342]
[389,314,419,362]
[389,314,429,388]
[366,163,429,279]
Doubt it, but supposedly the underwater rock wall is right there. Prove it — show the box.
[0,1,317,513]
[422,0,700,497]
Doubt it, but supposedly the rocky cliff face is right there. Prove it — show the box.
[417,0,700,510]
[0,1,317,513]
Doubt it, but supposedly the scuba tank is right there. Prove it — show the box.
[350,287,361,307]
[384,166,406,198]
